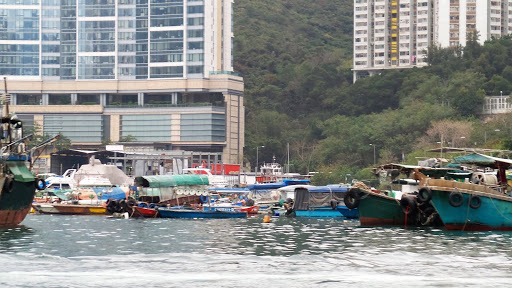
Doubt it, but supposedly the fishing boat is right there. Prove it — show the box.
[245,179,311,209]
[131,203,158,218]
[275,184,357,218]
[0,78,47,227]
[117,173,211,217]
[345,164,444,227]
[32,203,107,215]
[202,197,260,214]
[345,186,420,226]
[418,153,512,231]
[157,207,247,219]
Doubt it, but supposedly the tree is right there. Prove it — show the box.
[445,71,486,116]
[119,135,137,142]
[423,120,473,149]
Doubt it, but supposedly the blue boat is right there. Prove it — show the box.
[157,207,247,219]
[416,153,512,231]
[277,184,358,218]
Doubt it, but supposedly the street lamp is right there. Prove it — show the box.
[484,129,500,144]
[369,144,376,165]
[256,145,264,174]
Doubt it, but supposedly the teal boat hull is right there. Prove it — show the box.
[430,189,512,231]
[294,207,344,218]
[293,205,358,219]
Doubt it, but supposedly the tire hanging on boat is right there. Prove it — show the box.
[469,195,482,209]
[400,195,417,215]
[417,187,432,203]
[344,189,361,210]
[3,177,14,193]
[35,178,46,190]
[330,199,338,210]
[448,191,464,207]
[106,198,117,214]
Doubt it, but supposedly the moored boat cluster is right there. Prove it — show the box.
[26,152,512,231]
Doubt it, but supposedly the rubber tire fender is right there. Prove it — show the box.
[330,199,338,210]
[200,195,208,203]
[448,191,464,207]
[417,187,432,203]
[106,198,117,214]
[400,195,417,215]
[3,177,14,193]
[344,189,361,210]
[35,178,46,190]
[469,195,482,209]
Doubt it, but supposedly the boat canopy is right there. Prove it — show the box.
[452,153,512,167]
[287,185,348,210]
[277,184,348,193]
[7,161,35,182]
[246,179,310,190]
[208,187,250,194]
[134,174,209,188]
[310,185,349,193]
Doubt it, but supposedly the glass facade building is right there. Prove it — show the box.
[0,0,243,165]
[0,0,233,80]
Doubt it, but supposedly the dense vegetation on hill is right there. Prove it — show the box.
[234,0,512,183]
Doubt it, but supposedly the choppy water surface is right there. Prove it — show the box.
[1,214,512,287]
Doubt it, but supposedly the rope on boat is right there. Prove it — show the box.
[352,182,371,191]
[462,190,471,231]
[488,195,512,224]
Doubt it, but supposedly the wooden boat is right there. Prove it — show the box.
[131,204,158,218]
[32,203,107,215]
[416,153,512,231]
[158,207,247,219]
[345,188,420,226]
[237,205,260,214]
[345,166,442,227]
[203,204,260,214]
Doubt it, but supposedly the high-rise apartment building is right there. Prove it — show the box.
[353,0,512,82]
[0,0,244,167]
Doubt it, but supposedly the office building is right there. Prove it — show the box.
[0,0,244,168]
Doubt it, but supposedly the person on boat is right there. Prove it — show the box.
[245,198,255,207]
[283,198,294,215]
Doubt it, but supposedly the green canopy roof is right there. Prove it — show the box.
[7,161,35,182]
[452,153,510,166]
[135,174,209,188]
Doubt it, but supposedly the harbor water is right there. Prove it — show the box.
[1,214,512,287]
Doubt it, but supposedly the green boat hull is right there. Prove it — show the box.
[358,192,411,226]
[0,161,37,228]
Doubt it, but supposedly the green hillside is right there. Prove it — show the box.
[234,0,512,183]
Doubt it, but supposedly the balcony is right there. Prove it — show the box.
[483,96,512,114]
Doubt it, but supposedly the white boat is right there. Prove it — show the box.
[257,158,305,183]
[183,168,229,188]
[44,169,77,190]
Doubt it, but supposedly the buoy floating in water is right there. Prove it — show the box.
[263,215,271,223]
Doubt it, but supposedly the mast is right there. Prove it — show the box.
[2,77,9,118]
[1,77,9,151]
